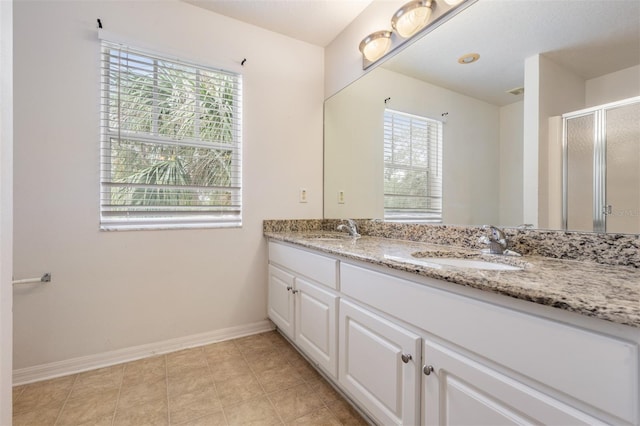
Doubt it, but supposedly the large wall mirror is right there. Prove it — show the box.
[324,0,640,233]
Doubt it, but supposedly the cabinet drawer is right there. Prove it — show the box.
[269,241,338,289]
[341,262,638,424]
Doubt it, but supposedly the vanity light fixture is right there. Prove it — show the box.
[358,0,476,68]
[391,0,434,38]
[458,52,480,64]
[359,30,393,62]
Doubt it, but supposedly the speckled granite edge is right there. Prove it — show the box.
[264,219,640,268]
[265,231,640,328]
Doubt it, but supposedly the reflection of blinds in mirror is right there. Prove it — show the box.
[383,109,442,222]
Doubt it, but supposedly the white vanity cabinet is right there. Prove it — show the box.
[267,242,339,378]
[339,299,421,426]
[267,240,640,425]
[422,340,605,425]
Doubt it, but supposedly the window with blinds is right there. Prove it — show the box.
[384,109,442,222]
[100,40,242,230]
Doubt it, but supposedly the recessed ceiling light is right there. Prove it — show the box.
[458,53,480,64]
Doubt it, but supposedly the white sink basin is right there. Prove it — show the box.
[302,232,353,241]
[417,257,522,271]
[385,255,523,271]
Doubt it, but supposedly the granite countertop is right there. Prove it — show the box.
[265,231,640,328]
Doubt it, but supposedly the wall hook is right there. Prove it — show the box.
[97,18,103,29]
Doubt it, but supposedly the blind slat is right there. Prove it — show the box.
[384,109,442,222]
[100,40,242,229]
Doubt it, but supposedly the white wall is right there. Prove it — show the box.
[324,67,501,225]
[13,0,323,372]
[323,0,470,99]
[524,54,585,229]
[0,0,13,419]
[499,101,523,227]
[586,65,640,107]
[324,0,405,99]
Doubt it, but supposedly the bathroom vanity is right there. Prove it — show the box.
[265,225,640,426]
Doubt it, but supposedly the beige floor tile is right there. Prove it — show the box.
[203,340,241,363]
[326,400,368,426]
[234,334,274,354]
[169,386,222,425]
[12,405,61,426]
[12,384,26,401]
[68,365,123,400]
[262,331,289,347]
[11,332,366,426]
[180,410,228,426]
[223,396,281,426]
[268,383,325,423]
[13,375,76,413]
[56,388,119,426]
[167,348,208,377]
[277,343,302,359]
[245,348,287,374]
[286,352,311,370]
[122,355,166,386]
[168,367,214,397]
[215,372,265,407]
[210,358,251,382]
[293,363,321,383]
[256,365,304,394]
[286,407,342,426]
[306,378,341,404]
[113,397,168,426]
[117,376,167,411]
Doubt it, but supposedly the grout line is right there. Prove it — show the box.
[164,354,171,425]
[203,341,230,426]
[109,364,126,426]
[240,335,287,426]
[52,373,79,426]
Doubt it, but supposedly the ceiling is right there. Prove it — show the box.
[382,0,640,106]
[183,0,374,47]
[183,0,639,106]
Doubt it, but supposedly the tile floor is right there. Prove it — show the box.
[12,331,368,425]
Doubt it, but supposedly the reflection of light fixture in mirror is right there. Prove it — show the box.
[359,30,393,62]
[458,52,480,64]
[391,0,434,38]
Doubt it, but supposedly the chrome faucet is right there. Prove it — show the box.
[479,225,508,254]
[337,219,361,238]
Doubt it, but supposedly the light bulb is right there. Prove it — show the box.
[359,31,392,62]
[392,0,433,39]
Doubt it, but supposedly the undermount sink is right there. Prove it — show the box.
[412,257,523,271]
[302,232,354,241]
[385,251,527,271]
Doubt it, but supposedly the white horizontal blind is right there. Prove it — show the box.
[384,109,442,222]
[100,40,242,230]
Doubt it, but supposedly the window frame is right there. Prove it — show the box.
[99,40,243,231]
[383,109,443,223]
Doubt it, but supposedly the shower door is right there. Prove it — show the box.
[563,96,640,233]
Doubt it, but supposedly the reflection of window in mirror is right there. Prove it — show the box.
[383,109,443,223]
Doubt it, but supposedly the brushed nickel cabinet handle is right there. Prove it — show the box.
[401,354,412,363]
[423,365,434,375]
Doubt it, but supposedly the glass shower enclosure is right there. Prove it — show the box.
[563,96,640,233]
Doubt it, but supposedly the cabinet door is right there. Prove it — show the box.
[268,265,295,339]
[339,299,421,426]
[423,340,606,426]
[295,277,338,378]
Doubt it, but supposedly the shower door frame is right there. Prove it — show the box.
[562,96,640,233]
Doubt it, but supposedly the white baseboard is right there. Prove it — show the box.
[13,320,274,386]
